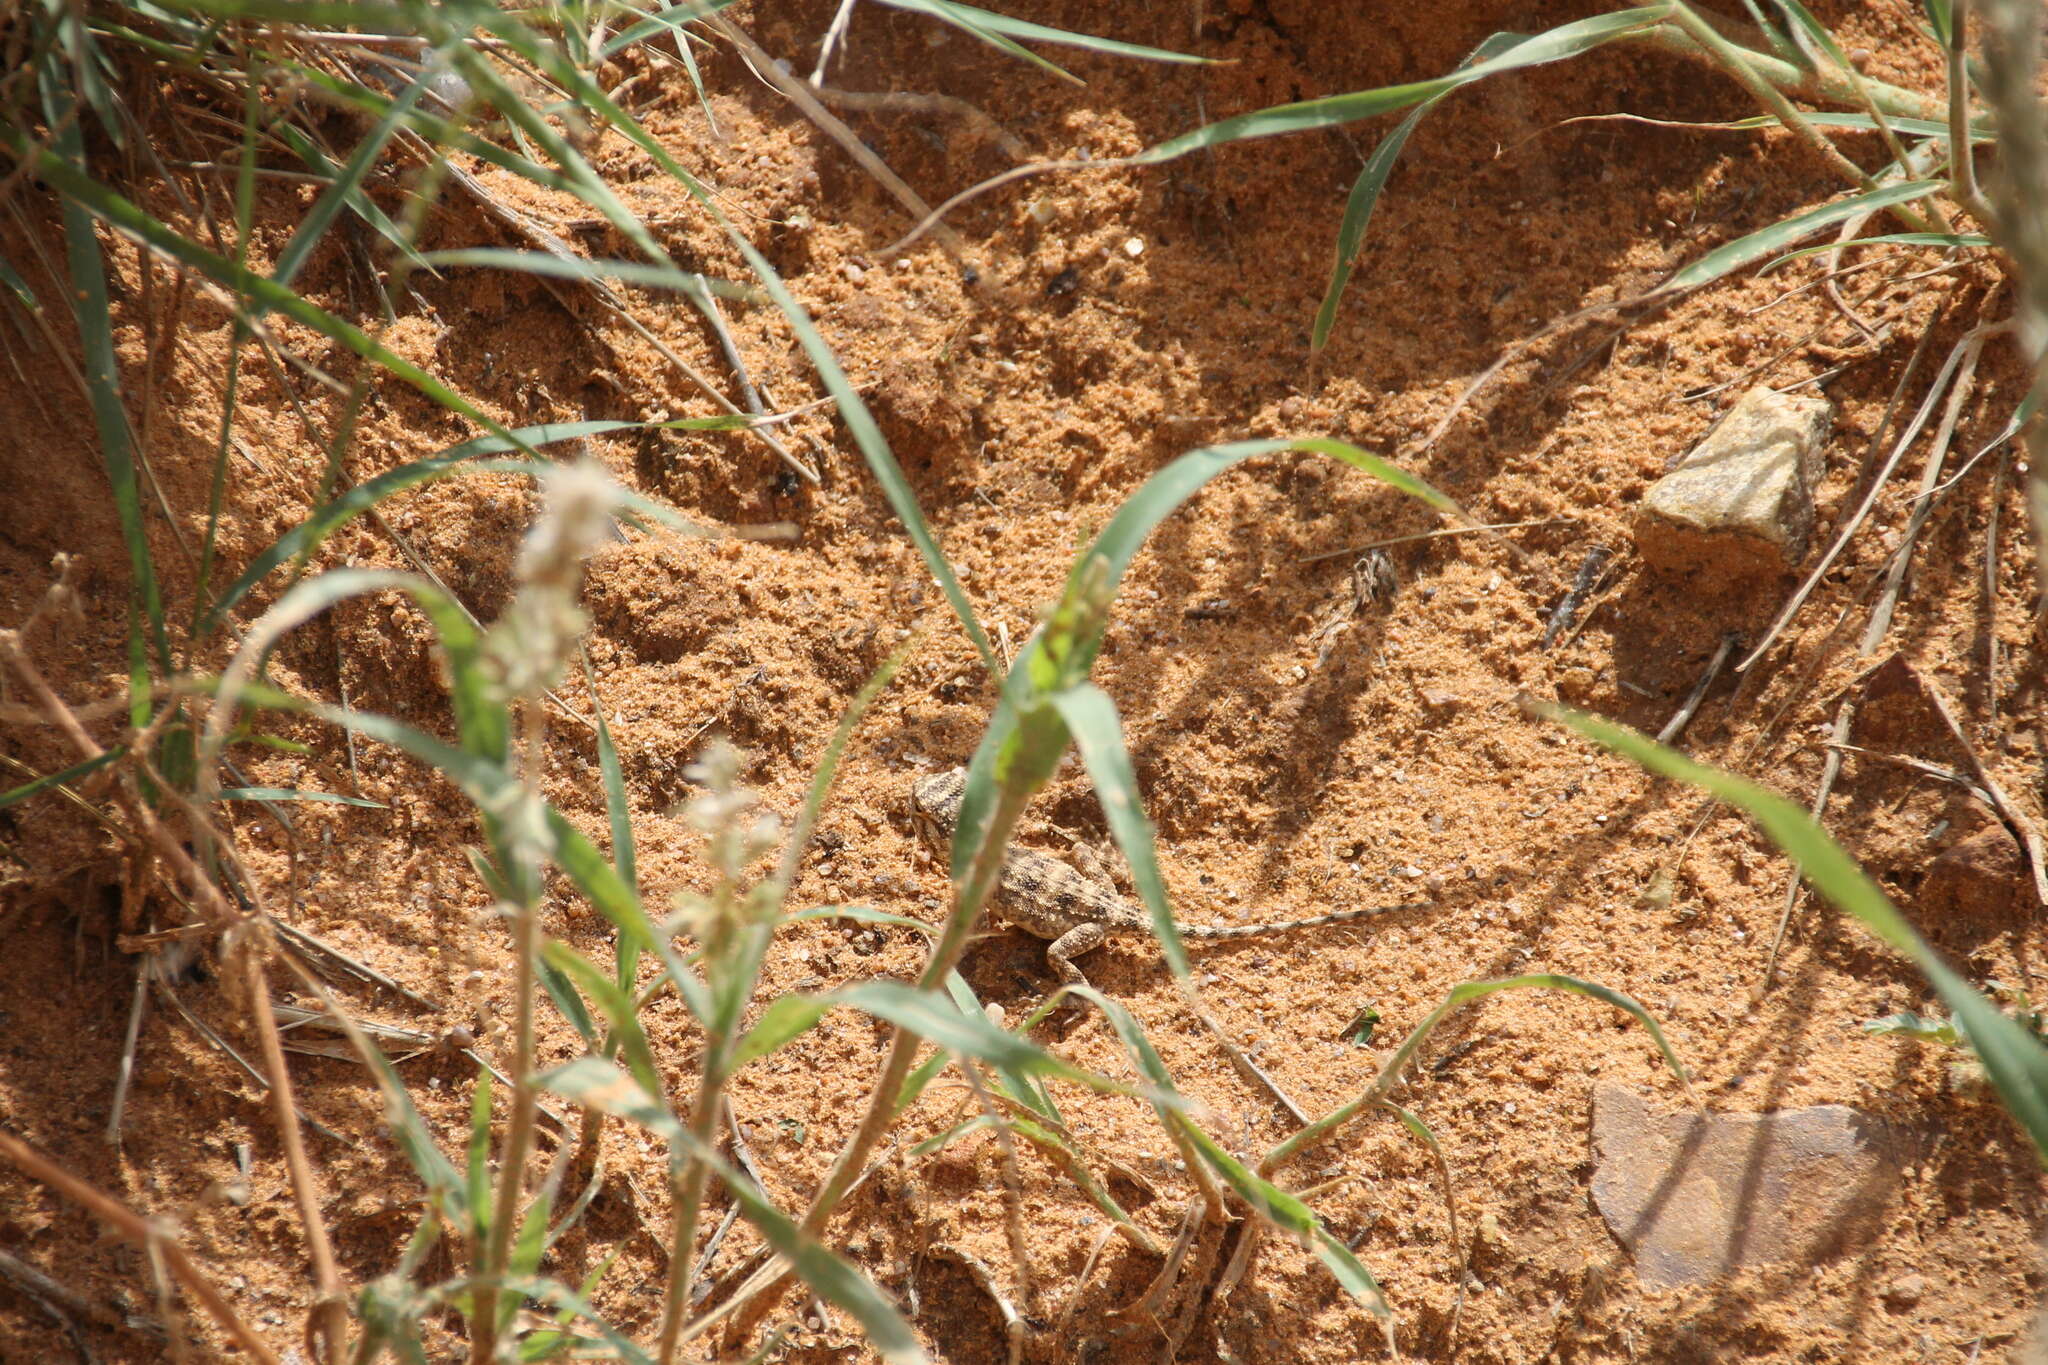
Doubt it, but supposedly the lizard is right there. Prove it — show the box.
[910,766,1427,992]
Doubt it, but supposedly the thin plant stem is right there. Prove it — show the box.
[1948,0,1996,225]
[800,781,1037,1235]
[655,889,737,1364]
[474,705,549,1364]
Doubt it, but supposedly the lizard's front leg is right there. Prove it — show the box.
[1044,920,1110,992]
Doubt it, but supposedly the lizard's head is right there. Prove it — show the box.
[909,766,967,852]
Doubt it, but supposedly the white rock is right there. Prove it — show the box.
[1638,386,1833,569]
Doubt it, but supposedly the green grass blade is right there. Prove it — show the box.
[878,0,1208,67]
[1919,0,1952,45]
[0,124,550,466]
[365,1016,469,1228]
[467,1068,494,1244]
[732,996,834,1068]
[53,0,125,149]
[0,750,125,809]
[1764,230,1991,269]
[539,1056,926,1364]
[720,231,997,674]
[769,635,917,901]
[211,665,717,1028]
[39,62,170,674]
[1313,32,1527,353]
[420,248,749,301]
[1659,179,1945,292]
[209,565,499,770]
[1768,0,1854,72]
[875,0,1082,83]
[785,905,934,935]
[1049,682,1188,978]
[1267,973,1687,1175]
[582,655,639,999]
[1136,7,1673,163]
[495,1276,654,1365]
[943,971,1058,1120]
[1080,437,1466,611]
[543,808,713,1025]
[832,982,1107,1090]
[0,255,38,309]
[267,46,438,297]
[1179,1118,1393,1317]
[198,432,710,636]
[536,956,598,1048]
[543,942,662,1097]
[418,6,1000,676]
[598,1,738,60]
[1543,705,2048,1165]
[274,121,436,279]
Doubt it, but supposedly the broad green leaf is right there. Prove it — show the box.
[536,955,598,1047]
[542,942,664,1101]
[467,1068,494,1243]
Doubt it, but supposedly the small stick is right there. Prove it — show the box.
[1301,517,1573,565]
[1909,664,2048,905]
[716,16,975,275]
[927,1243,1024,1365]
[105,959,151,1145]
[807,0,859,85]
[810,85,1030,162]
[271,917,441,1011]
[1986,448,2010,727]
[0,1249,99,1363]
[1865,327,1986,646]
[1821,742,1995,803]
[1052,1223,1118,1342]
[1192,1006,1308,1127]
[957,1062,1039,1314]
[1736,306,1959,672]
[1656,632,1739,745]
[0,1132,283,1365]
[1542,545,1611,650]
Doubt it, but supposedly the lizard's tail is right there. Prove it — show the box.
[1181,901,1430,940]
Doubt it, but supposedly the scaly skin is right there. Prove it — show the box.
[909,767,1426,990]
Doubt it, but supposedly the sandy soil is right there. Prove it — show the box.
[2,1,2045,1361]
